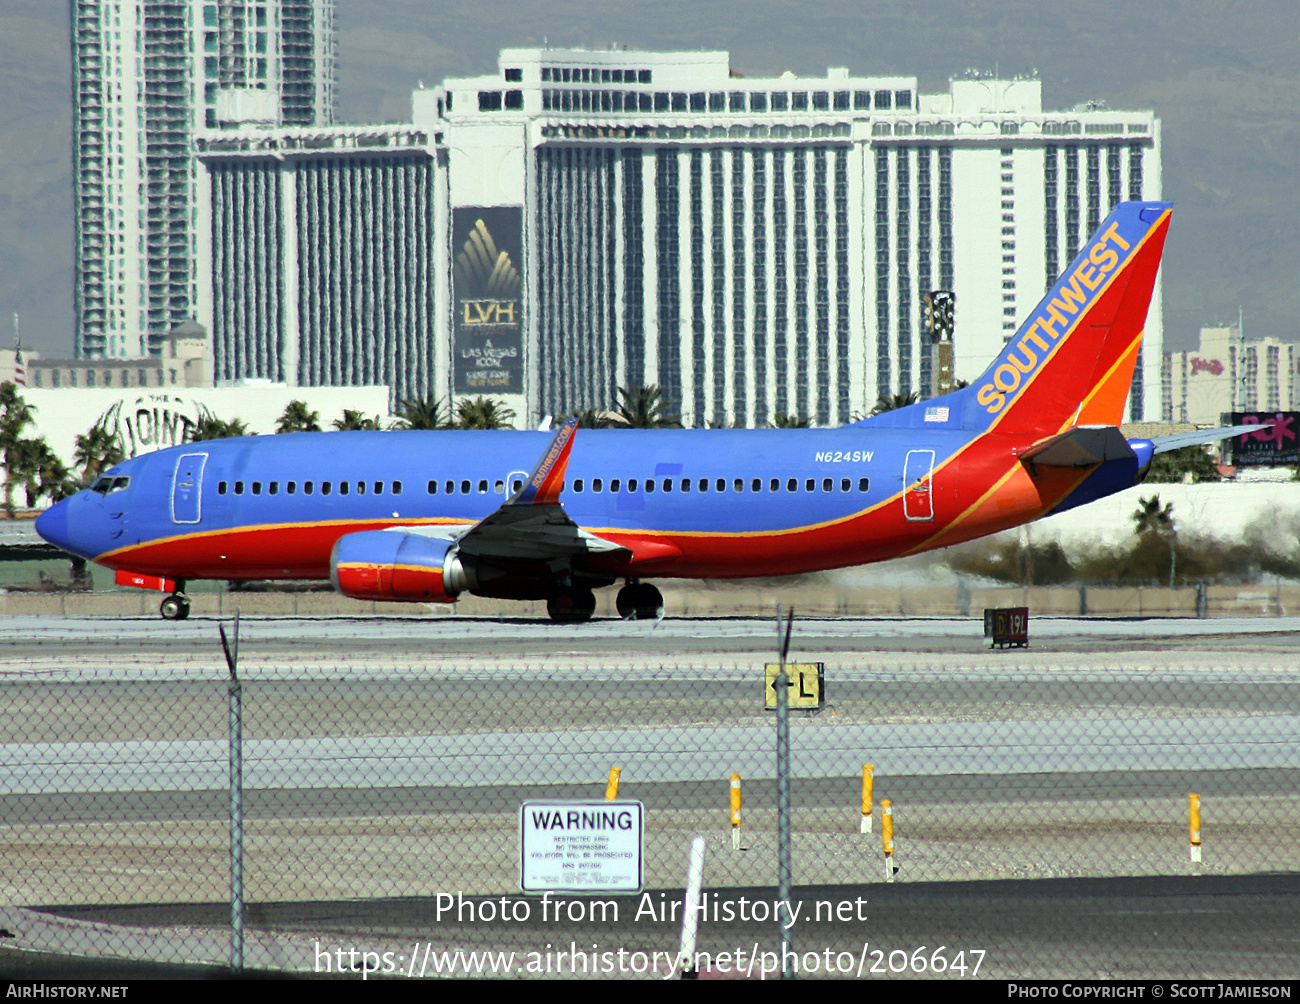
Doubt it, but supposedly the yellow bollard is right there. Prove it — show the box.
[730,773,743,850]
[882,799,895,882]
[605,767,621,801]
[861,764,874,834]
[1189,793,1202,863]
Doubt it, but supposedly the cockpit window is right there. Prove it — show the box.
[90,475,130,496]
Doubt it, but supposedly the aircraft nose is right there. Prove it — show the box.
[35,499,74,554]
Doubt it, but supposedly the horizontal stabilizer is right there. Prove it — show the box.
[1150,424,1270,454]
[1015,426,1135,468]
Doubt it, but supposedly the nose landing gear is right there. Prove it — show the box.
[159,593,191,621]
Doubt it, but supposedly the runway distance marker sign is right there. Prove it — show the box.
[765,662,825,710]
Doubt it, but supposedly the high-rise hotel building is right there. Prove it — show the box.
[73,1,335,360]
[198,47,1161,424]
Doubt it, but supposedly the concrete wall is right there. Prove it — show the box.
[4,580,1296,619]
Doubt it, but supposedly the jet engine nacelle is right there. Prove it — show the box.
[330,530,473,603]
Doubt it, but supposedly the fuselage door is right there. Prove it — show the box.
[171,452,208,524]
[903,449,936,521]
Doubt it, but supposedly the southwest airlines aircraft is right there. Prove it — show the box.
[39,201,1201,622]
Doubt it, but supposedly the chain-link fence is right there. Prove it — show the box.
[3,642,1298,979]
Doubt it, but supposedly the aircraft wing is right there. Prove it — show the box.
[436,418,631,565]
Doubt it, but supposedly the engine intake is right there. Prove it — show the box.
[331,530,472,603]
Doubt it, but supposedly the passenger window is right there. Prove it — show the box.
[234,481,244,494]
[573,479,584,492]
[859,477,870,491]
[592,478,603,492]
[841,478,850,492]
[680,479,690,492]
[218,481,227,495]
[698,479,708,492]
[392,481,402,495]
[611,479,621,493]
[733,478,743,492]
[460,480,471,494]
[446,480,455,494]
[628,479,638,492]
[304,481,314,495]
[428,480,438,494]
[805,479,815,492]
[252,482,262,495]
[662,478,672,492]
[269,482,279,495]
[288,482,297,495]
[374,481,383,494]
[716,478,725,492]
[770,478,779,492]
[822,478,832,492]
[339,481,348,495]
[357,481,365,495]
[322,482,332,496]
[494,480,504,493]
[645,479,655,493]
[752,478,761,492]
[512,478,523,493]
[787,478,797,492]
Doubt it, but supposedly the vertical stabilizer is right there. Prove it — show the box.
[963,201,1171,436]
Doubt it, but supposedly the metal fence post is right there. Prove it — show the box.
[220,613,244,974]
[776,608,794,979]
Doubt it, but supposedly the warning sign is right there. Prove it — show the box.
[520,800,644,894]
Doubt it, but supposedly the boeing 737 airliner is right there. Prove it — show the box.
[37,201,1211,621]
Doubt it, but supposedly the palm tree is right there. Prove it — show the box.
[1131,494,1174,536]
[276,400,321,433]
[769,413,810,429]
[613,384,681,428]
[0,381,36,516]
[190,415,250,441]
[73,422,124,484]
[10,437,69,507]
[553,408,612,430]
[333,409,382,431]
[870,391,921,416]
[454,396,516,430]
[393,394,448,430]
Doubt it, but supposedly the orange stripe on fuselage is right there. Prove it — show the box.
[97,518,472,580]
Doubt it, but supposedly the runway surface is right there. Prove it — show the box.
[2,613,1297,979]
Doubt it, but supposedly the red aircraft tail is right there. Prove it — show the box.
[965,201,1172,437]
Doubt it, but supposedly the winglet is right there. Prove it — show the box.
[511,418,578,506]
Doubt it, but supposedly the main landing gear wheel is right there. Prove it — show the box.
[547,587,596,623]
[616,582,663,620]
[159,594,191,621]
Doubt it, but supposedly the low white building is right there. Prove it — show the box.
[20,383,390,475]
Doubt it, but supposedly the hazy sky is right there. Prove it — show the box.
[1,0,1296,358]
